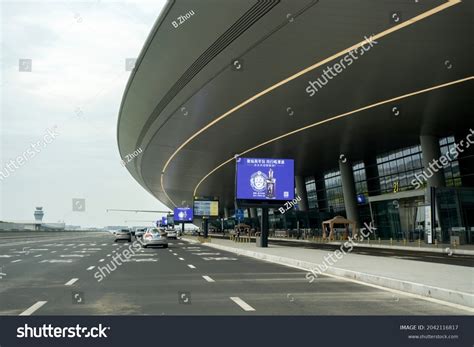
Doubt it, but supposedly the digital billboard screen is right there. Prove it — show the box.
[161,216,167,226]
[173,207,193,222]
[193,197,219,217]
[236,157,294,201]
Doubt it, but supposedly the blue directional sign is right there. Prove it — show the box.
[235,209,244,221]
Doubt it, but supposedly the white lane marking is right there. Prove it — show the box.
[99,259,105,262]
[230,297,255,312]
[66,244,74,246]
[34,254,42,257]
[178,242,184,245]
[192,252,221,256]
[30,248,48,251]
[107,254,111,257]
[65,278,78,286]
[40,259,73,263]
[0,255,12,258]
[56,244,64,246]
[89,243,97,246]
[131,254,157,257]
[168,249,173,252]
[51,251,57,253]
[172,253,178,256]
[202,275,215,283]
[87,266,95,271]
[78,244,85,246]
[202,257,237,261]
[11,259,22,263]
[101,243,107,246]
[20,301,47,316]
[60,254,85,258]
[178,258,184,261]
[84,248,102,251]
[187,264,196,269]
[127,259,158,262]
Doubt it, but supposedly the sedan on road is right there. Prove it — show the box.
[166,229,178,239]
[135,228,146,238]
[142,228,168,248]
[114,229,132,242]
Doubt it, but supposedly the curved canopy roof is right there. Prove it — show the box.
[118,0,473,212]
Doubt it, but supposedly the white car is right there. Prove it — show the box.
[142,228,168,248]
[166,229,177,239]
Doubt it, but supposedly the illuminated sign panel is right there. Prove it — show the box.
[236,158,294,201]
[173,207,193,222]
[193,197,219,217]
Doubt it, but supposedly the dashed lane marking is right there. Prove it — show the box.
[20,301,48,316]
[202,275,215,282]
[230,297,255,312]
[64,278,78,286]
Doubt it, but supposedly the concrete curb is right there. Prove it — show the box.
[269,238,474,256]
[185,237,474,311]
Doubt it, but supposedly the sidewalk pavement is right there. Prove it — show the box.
[267,236,474,255]
[185,236,474,311]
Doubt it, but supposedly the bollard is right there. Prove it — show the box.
[403,239,407,246]
[453,239,458,249]
[378,237,381,245]
[435,239,438,248]
[418,239,421,247]
[390,238,393,246]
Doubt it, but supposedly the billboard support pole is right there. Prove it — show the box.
[203,218,209,238]
[181,222,184,236]
[257,207,269,247]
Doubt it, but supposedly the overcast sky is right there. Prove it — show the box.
[0,0,170,228]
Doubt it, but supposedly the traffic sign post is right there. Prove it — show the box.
[203,218,209,238]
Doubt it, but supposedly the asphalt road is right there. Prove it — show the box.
[0,232,467,315]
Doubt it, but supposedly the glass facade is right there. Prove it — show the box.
[304,177,318,209]
[221,134,473,244]
[376,145,424,193]
[353,162,368,196]
[439,136,462,187]
[323,170,344,213]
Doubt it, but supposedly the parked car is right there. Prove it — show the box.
[135,228,146,238]
[114,228,132,242]
[142,228,168,248]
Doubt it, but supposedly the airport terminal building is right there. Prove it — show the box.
[117,0,474,244]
